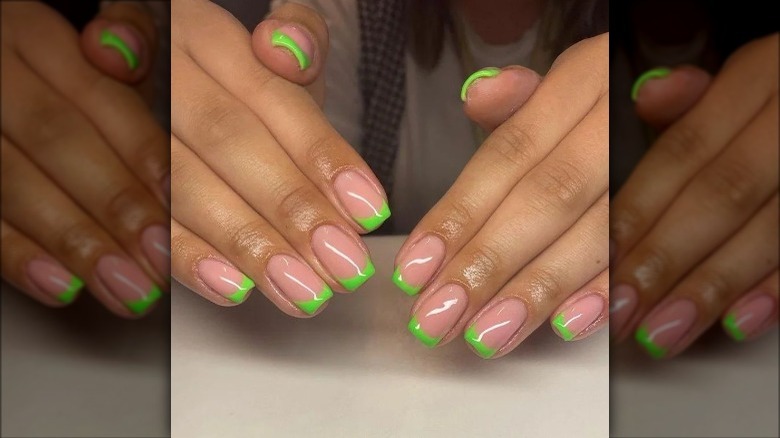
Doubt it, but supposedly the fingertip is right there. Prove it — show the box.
[462,66,542,132]
[252,19,321,86]
[633,66,712,129]
[81,18,150,84]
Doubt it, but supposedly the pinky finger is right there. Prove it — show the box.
[722,270,778,342]
[550,269,609,341]
[0,220,84,307]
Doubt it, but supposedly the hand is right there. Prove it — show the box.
[1,1,169,318]
[610,34,778,358]
[394,33,609,359]
[170,0,389,316]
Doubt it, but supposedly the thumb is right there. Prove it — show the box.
[251,3,329,106]
[461,66,542,133]
[632,65,712,130]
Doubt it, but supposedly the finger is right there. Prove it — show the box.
[461,66,542,132]
[1,137,162,318]
[633,195,777,359]
[1,220,85,307]
[550,269,609,342]
[632,66,712,130]
[722,270,778,342]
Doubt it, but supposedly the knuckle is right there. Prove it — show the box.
[611,201,643,243]
[436,195,479,239]
[466,242,504,277]
[105,185,154,230]
[273,182,320,227]
[486,123,538,169]
[55,221,102,260]
[27,103,85,148]
[304,134,339,175]
[700,160,759,212]
[528,160,589,213]
[694,268,733,305]
[191,94,249,149]
[633,243,675,284]
[526,267,565,301]
[658,123,707,166]
[224,218,272,261]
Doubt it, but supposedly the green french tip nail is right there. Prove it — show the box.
[392,267,420,296]
[630,67,671,102]
[355,201,391,232]
[723,313,746,341]
[552,313,575,341]
[227,275,255,303]
[295,285,333,315]
[271,29,311,70]
[460,67,501,101]
[408,316,441,347]
[464,325,496,358]
[56,276,84,304]
[100,29,139,70]
[125,286,162,315]
[339,258,375,291]
[635,326,667,359]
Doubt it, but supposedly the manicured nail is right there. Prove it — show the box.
[267,255,333,315]
[631,67,671,101]
[141,224,170,279]
[392,235,445,296]
[271,26,312,70]
[197,259,254,304]
[609,284,638,339]
[552,294,605,341]
[100,25,142,70]
[96,255,161,315]
[408,284,468,347]
[464,299,526,358]
[723,294,776,341]
[460,67,501,101]
[333,170,390,232]
[27,259,84,304]
[635,299,697,359]
[311,225,374,291]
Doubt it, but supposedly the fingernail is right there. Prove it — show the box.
[392,235,445,296]
[464,299,526,358]
[100,24,143,70]
[631,67,671,101]
[460,67,501,101]
[553,294,605,341]
[267,255,333,315]
[723,294,776,341]
[161,173,171,204]
[141,224,170,279]
[197,259,254,304]
[609,284,638,339]
[408,284,468,347]
[27,259,84,304]
[96,255,161,315]
[635,299,697,359]
[333,170,390,232]
[271,26,313,70]
[311,225,374,291]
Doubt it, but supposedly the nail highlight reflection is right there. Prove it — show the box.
[464,299,527,358]
[408,284,468,347]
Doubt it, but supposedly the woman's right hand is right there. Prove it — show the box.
[171,0,389,316]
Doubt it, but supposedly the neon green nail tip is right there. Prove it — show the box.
[392,267,421,296]
[552,313,576,341]
[635,326,667,359]
[227,275,255,303]
[464,325,496,358]
[408,316,441,347]
[295,285,333,315]
[56,276,84,304]
[723,313,746,341]
[355,201,391,232]
[339,258,375,291]
[100,29,139,70]
[630,67,671,101]
[125,286,162,315]
[271,29,311,70]
[460,67,501,101]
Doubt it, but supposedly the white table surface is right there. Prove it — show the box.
[171,235,609,438]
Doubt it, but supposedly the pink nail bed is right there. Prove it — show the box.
[553,294,605,341]
[311,225,374,291]
[609,284,638,338]
[141,224,170,279]
[27,259,82,303]
[408,284,468,347]
[635,299,697,358]
[464,299,527,358]
[724,294,776,341]
[197,259,254,303]
[333,170,390,232]
[392,235,446,296]
[96,255,161,314]
[266,255,332,314]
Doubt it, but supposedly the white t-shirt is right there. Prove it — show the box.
[273,0,544,232]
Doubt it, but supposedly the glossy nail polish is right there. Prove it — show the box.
[408,284,468,347]
[27,259,84,304]
[631,67,671,101]
[311,225,374,291]
[609,284,638,339]
[267,255,333,315]
[197,259,254,303]
[271,26,312,70]
[460,67,500,101]
[553,294,605,341]
[96,255,161,315]
[333,170,390,232]
[392,235,445,296]
[723,294,776,341]
[100,25,142,70]
[464,299,527,358]
[141,224,170,279]
[635,299,697,359]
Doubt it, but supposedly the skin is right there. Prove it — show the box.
[0,1,168,318]
[611,34,779,357]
